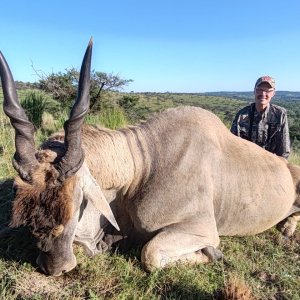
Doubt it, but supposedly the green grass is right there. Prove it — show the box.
[289,151,300,165]
[0,113,15,179]
[0,226,298,299]
[21,90,50,129]
[86,107,128,130]
[0,93,300,299]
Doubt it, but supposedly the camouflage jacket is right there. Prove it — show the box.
[230,103,290,159]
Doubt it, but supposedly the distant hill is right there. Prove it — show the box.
[201,91,300,102]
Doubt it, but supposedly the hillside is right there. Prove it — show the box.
[129,92,300,143]
[2,88,300,142]
[201,91,300,102]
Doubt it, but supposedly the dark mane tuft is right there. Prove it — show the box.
[9,163,76,250]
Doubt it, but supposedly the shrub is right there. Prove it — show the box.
[86,107,128,130]
[21,90,50,129]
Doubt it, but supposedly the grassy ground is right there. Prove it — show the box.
[0,94,299,299]
[0,217,299,299]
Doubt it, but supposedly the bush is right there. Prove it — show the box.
[21,90,50,129]
[119,95,139,110]
[86,107,128,130]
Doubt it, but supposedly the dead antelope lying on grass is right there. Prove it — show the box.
[0,39,299,276]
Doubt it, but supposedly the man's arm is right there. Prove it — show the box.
[230,113,239,136]
[277,112,291,159]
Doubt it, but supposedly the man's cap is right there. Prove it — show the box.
[255,76,275,89]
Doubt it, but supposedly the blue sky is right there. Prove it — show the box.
[1,0,299,92]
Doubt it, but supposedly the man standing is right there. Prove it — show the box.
[231,76,290,159]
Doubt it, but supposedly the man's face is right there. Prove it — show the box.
[254,82,276,111]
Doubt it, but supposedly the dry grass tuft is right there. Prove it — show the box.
[14,270,66,299]
[222,275,256,300]
[42,112,57,131]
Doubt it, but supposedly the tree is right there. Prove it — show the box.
[35,67,133,111]
[90,72,133,111]
[37,68,78,107]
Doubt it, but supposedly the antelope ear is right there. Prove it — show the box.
[78,165,120,231]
